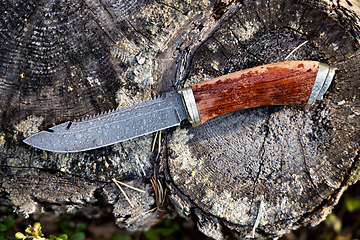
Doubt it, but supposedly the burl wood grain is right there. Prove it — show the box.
[192,61,320,123]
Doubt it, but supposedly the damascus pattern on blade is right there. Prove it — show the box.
[24,91,188,153]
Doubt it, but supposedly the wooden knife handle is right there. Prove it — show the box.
[179,61,336,126]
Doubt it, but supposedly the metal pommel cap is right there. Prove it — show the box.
[306,62,336,107]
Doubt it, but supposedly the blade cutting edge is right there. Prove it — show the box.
[23,91,188,153]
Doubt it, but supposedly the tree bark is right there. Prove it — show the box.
[0,0,359,239]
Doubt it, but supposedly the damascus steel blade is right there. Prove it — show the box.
[23,91,188,153]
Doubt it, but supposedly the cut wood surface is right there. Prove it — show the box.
[0,0,359,239]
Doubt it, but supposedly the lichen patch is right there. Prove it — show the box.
[168,127,197,172]
[15,115,44,138]
[0,133,5,147]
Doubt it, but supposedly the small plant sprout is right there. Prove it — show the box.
[15,222,71,240]
[15,222,46,240]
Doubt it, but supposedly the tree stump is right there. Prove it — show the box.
[0,0,359,239]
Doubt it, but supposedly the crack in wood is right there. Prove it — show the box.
[234,13,247,31]
[297,131,324,199]
[267,1,273,30]
[249,107,274,210]
[125,19,154,44]
[81,0,119,45]
[226,26,265,62]
[211,36,230,59]
[297,6,309,31]
[255,9,266,31]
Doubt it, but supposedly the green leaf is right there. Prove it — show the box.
[0,231,4,240]
[57,234,68,240]
[75,223,86,233]
[69,232,85,240]
[343,197,360,213]
[33,222,41,229]
[317,232,333,240]
[1,217,15,229]
[158,225,180,236]
[111,233,132,240]
[59,220,73,236]
[51,234,68,240]
[15,232,25,239]
[143,230,159,240]
[325,213,342,234]
[0,224,7,232]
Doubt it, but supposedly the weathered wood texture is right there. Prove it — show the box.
[167,0,360,239]
[0,0,359,239]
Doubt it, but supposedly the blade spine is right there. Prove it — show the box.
[71,105,182,132]
[73,94,167,124]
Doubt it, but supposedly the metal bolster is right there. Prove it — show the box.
[178,87,201,127]
[306,62,337,107]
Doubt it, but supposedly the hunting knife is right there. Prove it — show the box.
[24,61,336,153]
